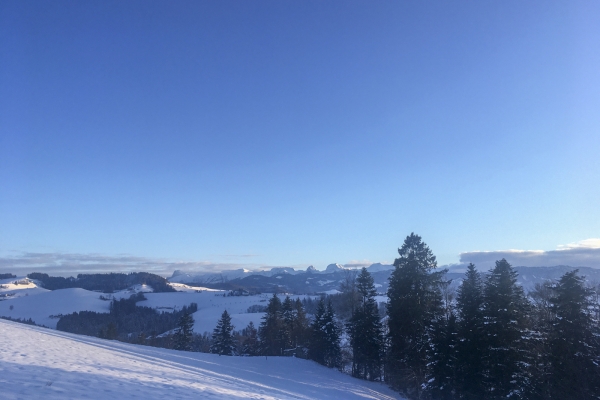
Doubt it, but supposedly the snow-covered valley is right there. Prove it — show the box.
[0,319,400,399]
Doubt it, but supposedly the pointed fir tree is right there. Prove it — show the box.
[173,311,194,351]
[481,259,531,399]
[211,309,235,356]
[291,298,309,351]
[323,300,342,368]
[309,299,327,365]
[347,267,383,381]
[386,233,446,396]
[241,321,260,356]
[548,270,600,399]
[309,298,341,368]
[425,309,458,400]
[259,293,284,356]
[281,296,295,350]
[455,263,487,399]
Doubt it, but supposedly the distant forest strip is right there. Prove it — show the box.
[0,273,17,280]
[57,292,197,341]
[27,272,176,293]
[1,315,49,328]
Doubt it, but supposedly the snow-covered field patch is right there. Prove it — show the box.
[0,319,401,399]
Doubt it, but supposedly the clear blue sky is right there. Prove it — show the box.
[1,1,599,272]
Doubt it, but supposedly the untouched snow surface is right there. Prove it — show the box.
[0,320,401,399]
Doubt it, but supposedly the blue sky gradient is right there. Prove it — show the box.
[1,1,599,272]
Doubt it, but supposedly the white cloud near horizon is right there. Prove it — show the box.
[0,252,282,278]
[459,239,600,269]
[0,252,390,277]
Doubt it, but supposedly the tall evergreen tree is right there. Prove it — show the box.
[309,299,341,368]
[482,259,530,399]
[291,298,309,350]
[347,267,383,381]
[281,296,295,350]
[211,309,235,355]
[386,233,446,396]
[173,311,194,351]
[455,263,486,399]
[241,321,260,356]
[425,310,458,400]
[259,293,284,356]
[548,270,600,399]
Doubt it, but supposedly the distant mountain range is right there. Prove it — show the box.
[169,263,600,294]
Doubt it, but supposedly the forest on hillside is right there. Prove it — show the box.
[36,234,600,399]
[27,271,175,293]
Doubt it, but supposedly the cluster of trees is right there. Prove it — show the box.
[207,294,343,369]
[200,234,600,400]
[57,292,197,342]
[384,233,600,400]
[0,273,17,280]
[39,233,600,399]
[27,272,175,293]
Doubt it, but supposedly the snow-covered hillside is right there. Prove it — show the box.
[0,319,401,399]
[0,276,317,334]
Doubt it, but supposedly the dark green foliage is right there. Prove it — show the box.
[547,270,600,399]
[240,321,260,356]
[386,233,446,396]
[259,294,284,356]
[257,294,310,357]
[481,259,531,399]
[347,267,383,381]
[281,296,310,352]
[425,311,458,400]
[27,272,175,293]
[309,299,341,368]
[57,294,197,340]
[281,296,295,350]
[455,263,487,399]
[173,311,194,351]
[0,273,16,280]
[291,298,310,350]
[211,310,235,355]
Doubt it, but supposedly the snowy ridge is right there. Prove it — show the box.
[169,263,394,285]
[0,319,401,399]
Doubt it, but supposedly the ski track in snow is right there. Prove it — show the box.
[0,320,401,400]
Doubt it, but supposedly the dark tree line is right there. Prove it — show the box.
[27,272,175,293]
[41,233,600,400]
[57,293,197,342]
[384,233,600,400]
[0,273,17,280]
[209,294,343,369]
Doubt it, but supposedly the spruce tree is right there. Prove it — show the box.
[455,263,486,399]
[481,259,530,399]
[386,233,446,396]
[309,298,341,368]
[425,310,458,400]
[259,293,284,356]
[173,311,194,351]
[281,296,295,350]
[292,298,309,351]
[323,300,342,368]
[211,309,235,355]
[241,321,260,356]
[548,270,600,398]
[309,299,327,364]
[347,267,383,381]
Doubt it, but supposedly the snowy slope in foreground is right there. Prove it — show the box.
[0,320,401,400]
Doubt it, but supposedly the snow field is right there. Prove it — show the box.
[0,320,401,399]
